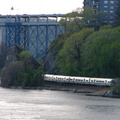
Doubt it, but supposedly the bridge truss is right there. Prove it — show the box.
[0,14,64,59]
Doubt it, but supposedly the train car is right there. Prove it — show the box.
[44,74,113,86]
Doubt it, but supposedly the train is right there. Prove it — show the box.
[44,74,114,86]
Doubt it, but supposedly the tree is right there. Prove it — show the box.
[32,67,45,86]
[0,42,9,70]
[44,34,72,74]
[56,28,94,76]
[19,51,32,72]
[99,24,112,30]
[112,79,120,95]
[1,50,44,88]
[59,10,84,34]
[80,7,95,24]
[1,62,24,87]
[59,7,96,34]
[81,28,120,78]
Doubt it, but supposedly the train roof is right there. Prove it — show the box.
[45,74,113,81]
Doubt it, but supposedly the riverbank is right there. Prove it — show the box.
[44,81,112,97]
[9,81,119,98]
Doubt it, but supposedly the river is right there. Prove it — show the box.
[0,87,120,120]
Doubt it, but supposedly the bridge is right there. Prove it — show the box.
[0,14,65,59]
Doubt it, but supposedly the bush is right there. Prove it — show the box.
[1,51,45,88]
[1,62,24,87]
[112,79,120,95]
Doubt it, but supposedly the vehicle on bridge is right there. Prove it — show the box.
[44,74,113,86]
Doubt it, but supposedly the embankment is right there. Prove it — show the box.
[44,81,111,97]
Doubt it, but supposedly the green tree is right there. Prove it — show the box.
[59,7,96,34]
[19,51,32,72]
[32,67,44,86]
[99,43,120,77]
[81,28,120,78]
[1,62,24,87]
[99,24,112,30]
[1,50,44,88]
[59,10,84,34]
[56,28,94,76]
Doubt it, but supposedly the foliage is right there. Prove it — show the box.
[19,51,32,72]
[1,62,24,87]
[56,28,94,76]
[112,79,120,95]
[0,42,9,71]
[50,26,120,79]
[59,11,83,34]
[59,7,96,34]
[81,28,120,78]
[21,66,44,87]
[99,24,112,30]
[32,67,44,86]
[44,33,72,73]
[80,7,95,24]
[1,51,44,88]
[59,7,108,34]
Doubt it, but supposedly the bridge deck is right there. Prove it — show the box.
[0,22,59,26]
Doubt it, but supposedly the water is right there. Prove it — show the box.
[0,87,120,120]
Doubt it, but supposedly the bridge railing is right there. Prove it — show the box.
[0,14,64,23]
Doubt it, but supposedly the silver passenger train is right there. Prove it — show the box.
[44,74,113,86]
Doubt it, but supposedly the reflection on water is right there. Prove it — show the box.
[0,87,120,120]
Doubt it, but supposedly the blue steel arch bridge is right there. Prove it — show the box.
[0,14,64,59]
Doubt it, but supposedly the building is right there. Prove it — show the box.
[83,0,120,25]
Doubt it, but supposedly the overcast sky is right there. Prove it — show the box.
[0,0,84,15]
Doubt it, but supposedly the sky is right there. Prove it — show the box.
[0,0,84,15]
